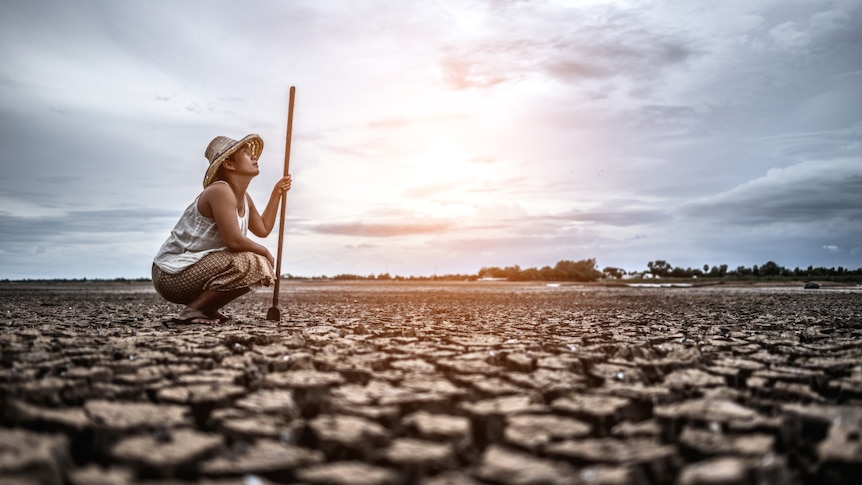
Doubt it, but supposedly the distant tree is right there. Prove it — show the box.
[333,273,365,280]
[478,266,506,279]
[520,267,541,281]
[708,265,729,277]
[603,267,625,279]
[647,260,672,277]
[761,261,781,277]
[503,265,522,280]
[554,259,602,281]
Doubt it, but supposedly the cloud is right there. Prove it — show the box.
[0,209,177,244]
[636,105,700,128]
[311,221,455,237]
[1,0,861,278]
[438,3,696,94]
[552,205,671,227]
[401,183,460,199]
[681,158,862,226]
[542,31,693,86]
[767,1,862,53]
[0,207,181,278]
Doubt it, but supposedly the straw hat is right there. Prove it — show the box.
[203,134,264,187]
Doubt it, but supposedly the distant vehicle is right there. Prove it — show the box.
[804,281,820,289]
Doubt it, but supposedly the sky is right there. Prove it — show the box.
[1,0,861,279]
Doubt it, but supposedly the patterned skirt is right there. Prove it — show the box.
[152,251,274,305]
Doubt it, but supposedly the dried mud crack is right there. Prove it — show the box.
[1,281,861,484]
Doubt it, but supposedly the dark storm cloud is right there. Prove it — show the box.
[0,209,177,244]
[681,160,862,226]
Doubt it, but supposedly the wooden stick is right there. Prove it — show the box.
[267,86,295,321]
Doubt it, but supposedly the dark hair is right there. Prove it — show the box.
[214,160,229,181]
[214,145,249,181]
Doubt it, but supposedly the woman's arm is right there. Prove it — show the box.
[249,175,291,237]
[200,183,274,265]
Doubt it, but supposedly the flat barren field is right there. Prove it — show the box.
[1,281,861,485]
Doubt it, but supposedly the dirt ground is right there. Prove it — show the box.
[1,281,861,485]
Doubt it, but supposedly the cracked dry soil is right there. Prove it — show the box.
[1,281,861,485]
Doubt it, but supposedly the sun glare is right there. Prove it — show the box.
[412,133,497,189]
[399,134,494,219]
[416,137,467,180]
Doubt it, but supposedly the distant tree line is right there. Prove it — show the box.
[321,259,605,282]
[635,259,862,281]
[291,273,481,282]
[6,259,860,284]
[320,258,862,283]
[477,259,603,282]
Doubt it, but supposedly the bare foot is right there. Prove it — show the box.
[206,311,234,323]
[174,308,220,325]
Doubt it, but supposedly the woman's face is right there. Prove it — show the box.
[229,145,259,176]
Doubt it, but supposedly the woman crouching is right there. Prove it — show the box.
[152,134,291,324]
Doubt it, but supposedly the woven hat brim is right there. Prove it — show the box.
[203,134,264,188]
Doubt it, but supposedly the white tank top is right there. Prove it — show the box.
[153,182,250,274]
